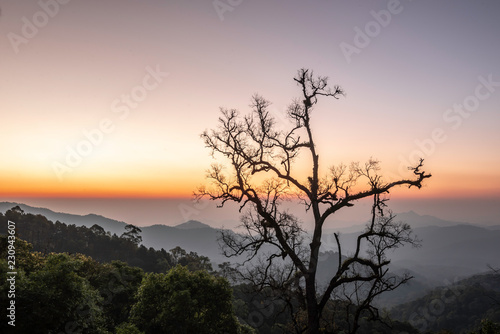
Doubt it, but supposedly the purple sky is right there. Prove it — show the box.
[1,0,499,226]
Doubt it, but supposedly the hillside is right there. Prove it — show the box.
[3,203,500,333]
[0,203,232,264]
[0,202,128,236]
[0,206,214,273]
[322,222,500,286]
[390,272,500,333]
[3,202,500,283]
[140,223,231,264]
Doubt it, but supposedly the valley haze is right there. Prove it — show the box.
[2,200,499,290]
[0,196,498,230]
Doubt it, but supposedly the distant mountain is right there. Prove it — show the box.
[323,210,467,235]
[319,211,500,306]
[175,220,212,230]
[396,210,467,227]
[139,224,234,264]
[390,272,500,333]
[3,202,499,282]
[322,222,500,287]
[322,211,468,237]
[0,202,231,264]
[0,202,127,236]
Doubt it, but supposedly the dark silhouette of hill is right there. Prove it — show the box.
[319,212,500,308]
[0,201,127,236]
[390,272,500,333]
[397,210,468,228]
[4,203,500,332]
[175,220,212,229]
[139,223,230,264]
[0,203,230,264]
[323,210,469,235]
[0,206,214,273]
[322,214,500,286]
[3,202,499,283]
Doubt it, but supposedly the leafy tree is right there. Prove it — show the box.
[115,322,145,334]
[0,234,149,333]
[170,245,187,263]
[1,209,174,273]
[90,223,107,237]
[86,260,144,331]
[470,319,500,334]
[16,253,107,333]
[121,224,143,245]
[197,68,431,333]
[170,246,213,272]
[0,235,44,274]
[130,265,241,333]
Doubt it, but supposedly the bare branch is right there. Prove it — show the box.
[196,68,430,333]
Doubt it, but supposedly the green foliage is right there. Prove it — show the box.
[0,211,249,333]
[231,284,291,334]
[391,273,500,333]
[0,234,144,333]
[15,253,107,333]
[131,265,240,334]
[469,319,500,334]
[115,322,145,334]
[14,208,498,333]
[170,245,213,272]
[87,260,144,331]
[0,207,217,274]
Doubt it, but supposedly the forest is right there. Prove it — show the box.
[1,206,499,333]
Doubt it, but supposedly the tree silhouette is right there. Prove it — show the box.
[197,68,431,333]
[121,224,142,246]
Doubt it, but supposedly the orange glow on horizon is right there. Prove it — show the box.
[0,175,196,199]
[1,157,498,201]
[2,174,498,201]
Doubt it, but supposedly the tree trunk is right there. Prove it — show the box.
[306,276,320,334]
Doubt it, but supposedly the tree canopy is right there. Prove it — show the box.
[130,265,242,334]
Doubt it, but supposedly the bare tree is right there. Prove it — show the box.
[196,69,431,333]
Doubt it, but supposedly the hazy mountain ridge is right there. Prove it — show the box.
[322,224,500,286]
[2,202,499,282]
[0,202,229,263]
[0,202,128,236]
[322,210,472,235]
[175,220,212,229]
[390,272,500,333]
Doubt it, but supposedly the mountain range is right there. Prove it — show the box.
[2,201,499,288]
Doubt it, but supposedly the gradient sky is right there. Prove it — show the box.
[1,1,499,224]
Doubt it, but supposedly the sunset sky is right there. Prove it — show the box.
[1,0,499,225]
